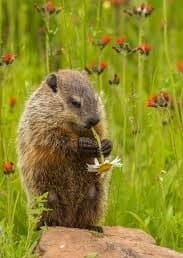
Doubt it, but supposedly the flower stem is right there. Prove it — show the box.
[137,21,145,129]
[0,79,4,166]
[45,14,50,73]
[96,0,102,32]
[163,0,183,130]
[83,0,87,67]
[97,49,102,91]
[0,21,4,167]
[114,6,121,36]
[0,65,5,167]
[61,0,72,68]
[122,55,127,155]
[91,127,104,164]
[6,176,11,225]
[134,22,144,173]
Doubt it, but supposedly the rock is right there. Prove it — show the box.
[36,226,183,258]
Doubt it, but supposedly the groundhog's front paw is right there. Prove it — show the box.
[101,139,113,157]
[78,137,98,156]
[78,137,112,157]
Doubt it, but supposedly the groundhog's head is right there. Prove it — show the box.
[44,69,104,134]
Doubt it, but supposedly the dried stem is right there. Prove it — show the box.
[91,127,104,164]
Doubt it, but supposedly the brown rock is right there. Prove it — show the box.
[36,226,183,258]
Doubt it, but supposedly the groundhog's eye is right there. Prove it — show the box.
[69,97,81,108]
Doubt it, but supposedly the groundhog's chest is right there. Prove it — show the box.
[38,157,101,206]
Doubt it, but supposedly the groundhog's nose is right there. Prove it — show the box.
[85,116,100,129]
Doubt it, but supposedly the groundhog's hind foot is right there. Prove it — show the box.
[86,225,104,233]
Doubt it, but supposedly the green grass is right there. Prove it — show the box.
[0,0,183,257]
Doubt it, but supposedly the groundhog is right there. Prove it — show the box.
[17,69,112,232]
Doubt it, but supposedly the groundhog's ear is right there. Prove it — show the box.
[46,73,57,93]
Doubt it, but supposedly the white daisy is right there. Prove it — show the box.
[87,157,122,174]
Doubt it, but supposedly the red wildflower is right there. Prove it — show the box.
[113,37,133,54]
[177,61,183,73]
[88,35,111,49]
[99,61,108,71]
[45,1,55,13]
[9,97,17,109]
[125,3,154,17]
[117,37,126,47]
[3,162,15,175]
[85,61,108,75]
[101,36,111,46]
[138,44,151,55]
[0,54,16,65]
[93,35,112,50]
[140,3,145,10]
[34,1,62,15]
[147,92,172,108]
[147,95,158,107]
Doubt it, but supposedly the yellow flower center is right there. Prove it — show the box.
[97,162,113,173]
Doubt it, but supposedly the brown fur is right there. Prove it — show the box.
[17,69,112,230]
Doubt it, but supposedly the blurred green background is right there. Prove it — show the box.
[0,0,183,257]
